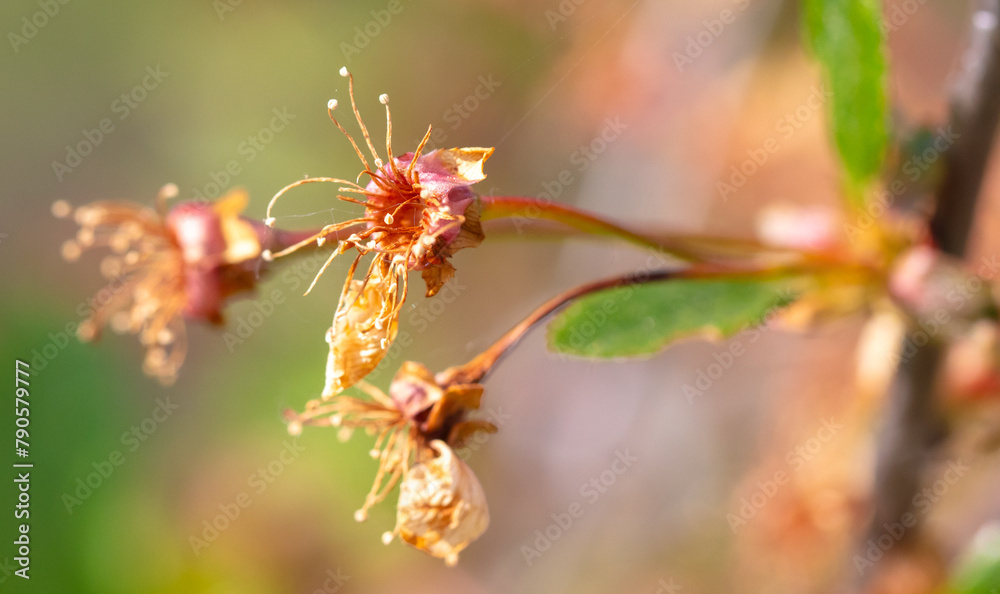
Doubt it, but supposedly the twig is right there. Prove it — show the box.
[862,0,1000,586]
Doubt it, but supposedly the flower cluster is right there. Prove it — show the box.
[286,361,495,565]
[273,69,500,563]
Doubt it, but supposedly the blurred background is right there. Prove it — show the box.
[1,0,999,592]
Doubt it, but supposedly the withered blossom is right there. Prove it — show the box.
[265,67,493,398]
[54,185,272,384]
[286,360,495,565]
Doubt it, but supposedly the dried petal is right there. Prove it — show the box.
[323,267,400,397]
[394,440,489,565]
[389,361,443,419]
[213,188,262,264]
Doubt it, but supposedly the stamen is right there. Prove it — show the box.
[406,125,434,180]
[265,176,364,224]
[303,248,340,296]
[340,66,384,169]
[156,183,179,217]
[327,98,374,174]
[261,249,274,262]
[380,93,402,179]
[264,217,276,227]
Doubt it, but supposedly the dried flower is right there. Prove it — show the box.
[265,67,493,397]
[286,360,496,564]
[54,185,268,384]
[393,439,489,566]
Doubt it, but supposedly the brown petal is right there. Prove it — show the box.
[446,197,485,254]
[447,420,498,450]
[421,261,456,298]
[424,383,485,434]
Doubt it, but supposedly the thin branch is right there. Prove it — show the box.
[863,0,1000,586]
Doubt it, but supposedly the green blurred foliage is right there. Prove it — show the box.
[803,0,889,207]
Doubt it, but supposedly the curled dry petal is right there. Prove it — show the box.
[394,440,489,566]
[323,261,400,398]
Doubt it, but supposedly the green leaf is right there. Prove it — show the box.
[944,526,1000,594]
[803,0,889,206]
[547,278,798,358]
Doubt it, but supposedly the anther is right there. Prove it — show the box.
[379,93,389,105]
[383,213,394,225]
[51,200,72,218]
[264,216,276,227]
[261,249,274,262]
[160,183,179,199]
[339,66,350,77]
[327,98,338,110]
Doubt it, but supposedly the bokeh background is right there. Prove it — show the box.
[2,0,999,592]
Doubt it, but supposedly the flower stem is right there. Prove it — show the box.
[480,196,702,260]
[253,220,367,258]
